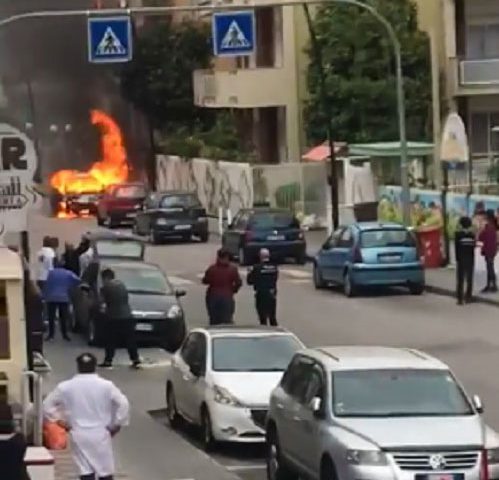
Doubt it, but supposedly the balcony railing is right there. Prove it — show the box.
[193,68,290,108]
[460,58,499,86]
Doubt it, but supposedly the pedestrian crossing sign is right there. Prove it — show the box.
[88,16,133,63]
[212,11,255,57]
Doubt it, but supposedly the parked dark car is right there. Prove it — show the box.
[133,191,209,244]
[66,191,102,215]
[74,260,186,352]
[221,208,306,265]
[96,182,148,228]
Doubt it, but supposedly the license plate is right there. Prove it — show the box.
[126,212,137,218]
[174,225,191,231]
[267,235,285,241]
[379,254,401,263]
[135,323,152,332]
[420,475,463,480]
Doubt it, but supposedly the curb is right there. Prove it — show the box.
[425,284,499,307]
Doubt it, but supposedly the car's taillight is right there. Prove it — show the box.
[481,450,489,480]
[353,245,363,263]
[245,230,253,242]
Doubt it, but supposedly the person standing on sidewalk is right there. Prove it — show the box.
[247,248,279,325]
[478,209,498,293]
[43,259,80,341]
[454,216,476,305]
[43,353,129,480]
[99,268,141,369]
[36,236,55,292]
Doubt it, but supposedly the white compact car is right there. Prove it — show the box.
[165,325,304,449]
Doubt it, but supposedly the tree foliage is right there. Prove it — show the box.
[121,20,213,131]
[305,0,431,145]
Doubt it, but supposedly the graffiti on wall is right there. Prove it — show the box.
[156,155,253,215]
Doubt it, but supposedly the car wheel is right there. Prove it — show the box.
[320,457,337,480]
[200,407,216,452]
[295,253,306,265]
[409,283,424,295]
[313,263,326,289]
[343,270,357,298]
[267,427,298,480]
[166,385,181,429]
[239,247,248,266]
[199,232,209,243]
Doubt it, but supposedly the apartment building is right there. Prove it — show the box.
[193,6,308,164]
[425,0,499,165]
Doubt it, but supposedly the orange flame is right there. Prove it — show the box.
[50,110,129,218]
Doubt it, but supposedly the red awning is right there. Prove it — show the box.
[302,142,347,162]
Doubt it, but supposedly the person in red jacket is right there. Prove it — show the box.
[202,249,242,325]
[478,209,498,293]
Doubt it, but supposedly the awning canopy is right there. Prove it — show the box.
[349,141,434,158]
[302,142,347,162]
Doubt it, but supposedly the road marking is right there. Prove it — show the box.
[281,268,312,279]
[169,275,194,286]
[226,464,266,471]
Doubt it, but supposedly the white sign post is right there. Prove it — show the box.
[0,124,40,238]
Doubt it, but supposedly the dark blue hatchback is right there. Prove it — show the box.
[221,208,306,265]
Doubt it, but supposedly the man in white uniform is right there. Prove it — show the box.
[43,353,130,480]
[36,236,55,290]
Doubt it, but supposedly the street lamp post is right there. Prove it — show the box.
[302,0,409,229]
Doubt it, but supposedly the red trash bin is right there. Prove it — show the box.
[416,226,442,269]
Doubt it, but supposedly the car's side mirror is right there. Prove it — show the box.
[309,396,323,417]
[473,394,484,414]
[175,289,186,298]
[190,361,203,377]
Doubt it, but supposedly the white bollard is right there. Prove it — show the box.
[226,209,232,226]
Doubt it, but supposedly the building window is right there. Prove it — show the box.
[467,24,499,59]
[0,281,10,360]
[469,111,499,155]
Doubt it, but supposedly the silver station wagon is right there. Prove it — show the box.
[266,346,499,480]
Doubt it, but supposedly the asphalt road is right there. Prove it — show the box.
[28,214,499,480]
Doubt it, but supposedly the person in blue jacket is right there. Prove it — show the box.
[43,258,80,341]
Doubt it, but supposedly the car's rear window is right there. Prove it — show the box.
[361,229,416,248]
[95,240,144,259]
[160,195,198,209]
[115,186,146,199]
[249,212,299,230]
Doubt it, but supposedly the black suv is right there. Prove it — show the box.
[133,191,209,244]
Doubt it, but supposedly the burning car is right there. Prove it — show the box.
[49,110,130,218]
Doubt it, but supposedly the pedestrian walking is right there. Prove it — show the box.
[99,268,141,369]
[43,258,80,341]
[478,209,498,293]
[454,216,476,305]
[36,236,55,291]
[0,402,30,480]
[202,248,242,325]
[43,353,129,480]
[247,248,279,325]
[77,234,94,276]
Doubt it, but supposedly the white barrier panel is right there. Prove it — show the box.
[25,447,55,480]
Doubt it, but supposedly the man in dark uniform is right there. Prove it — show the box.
[455,216,476,305]
[99,268,141,369]
[247,248,279,326]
